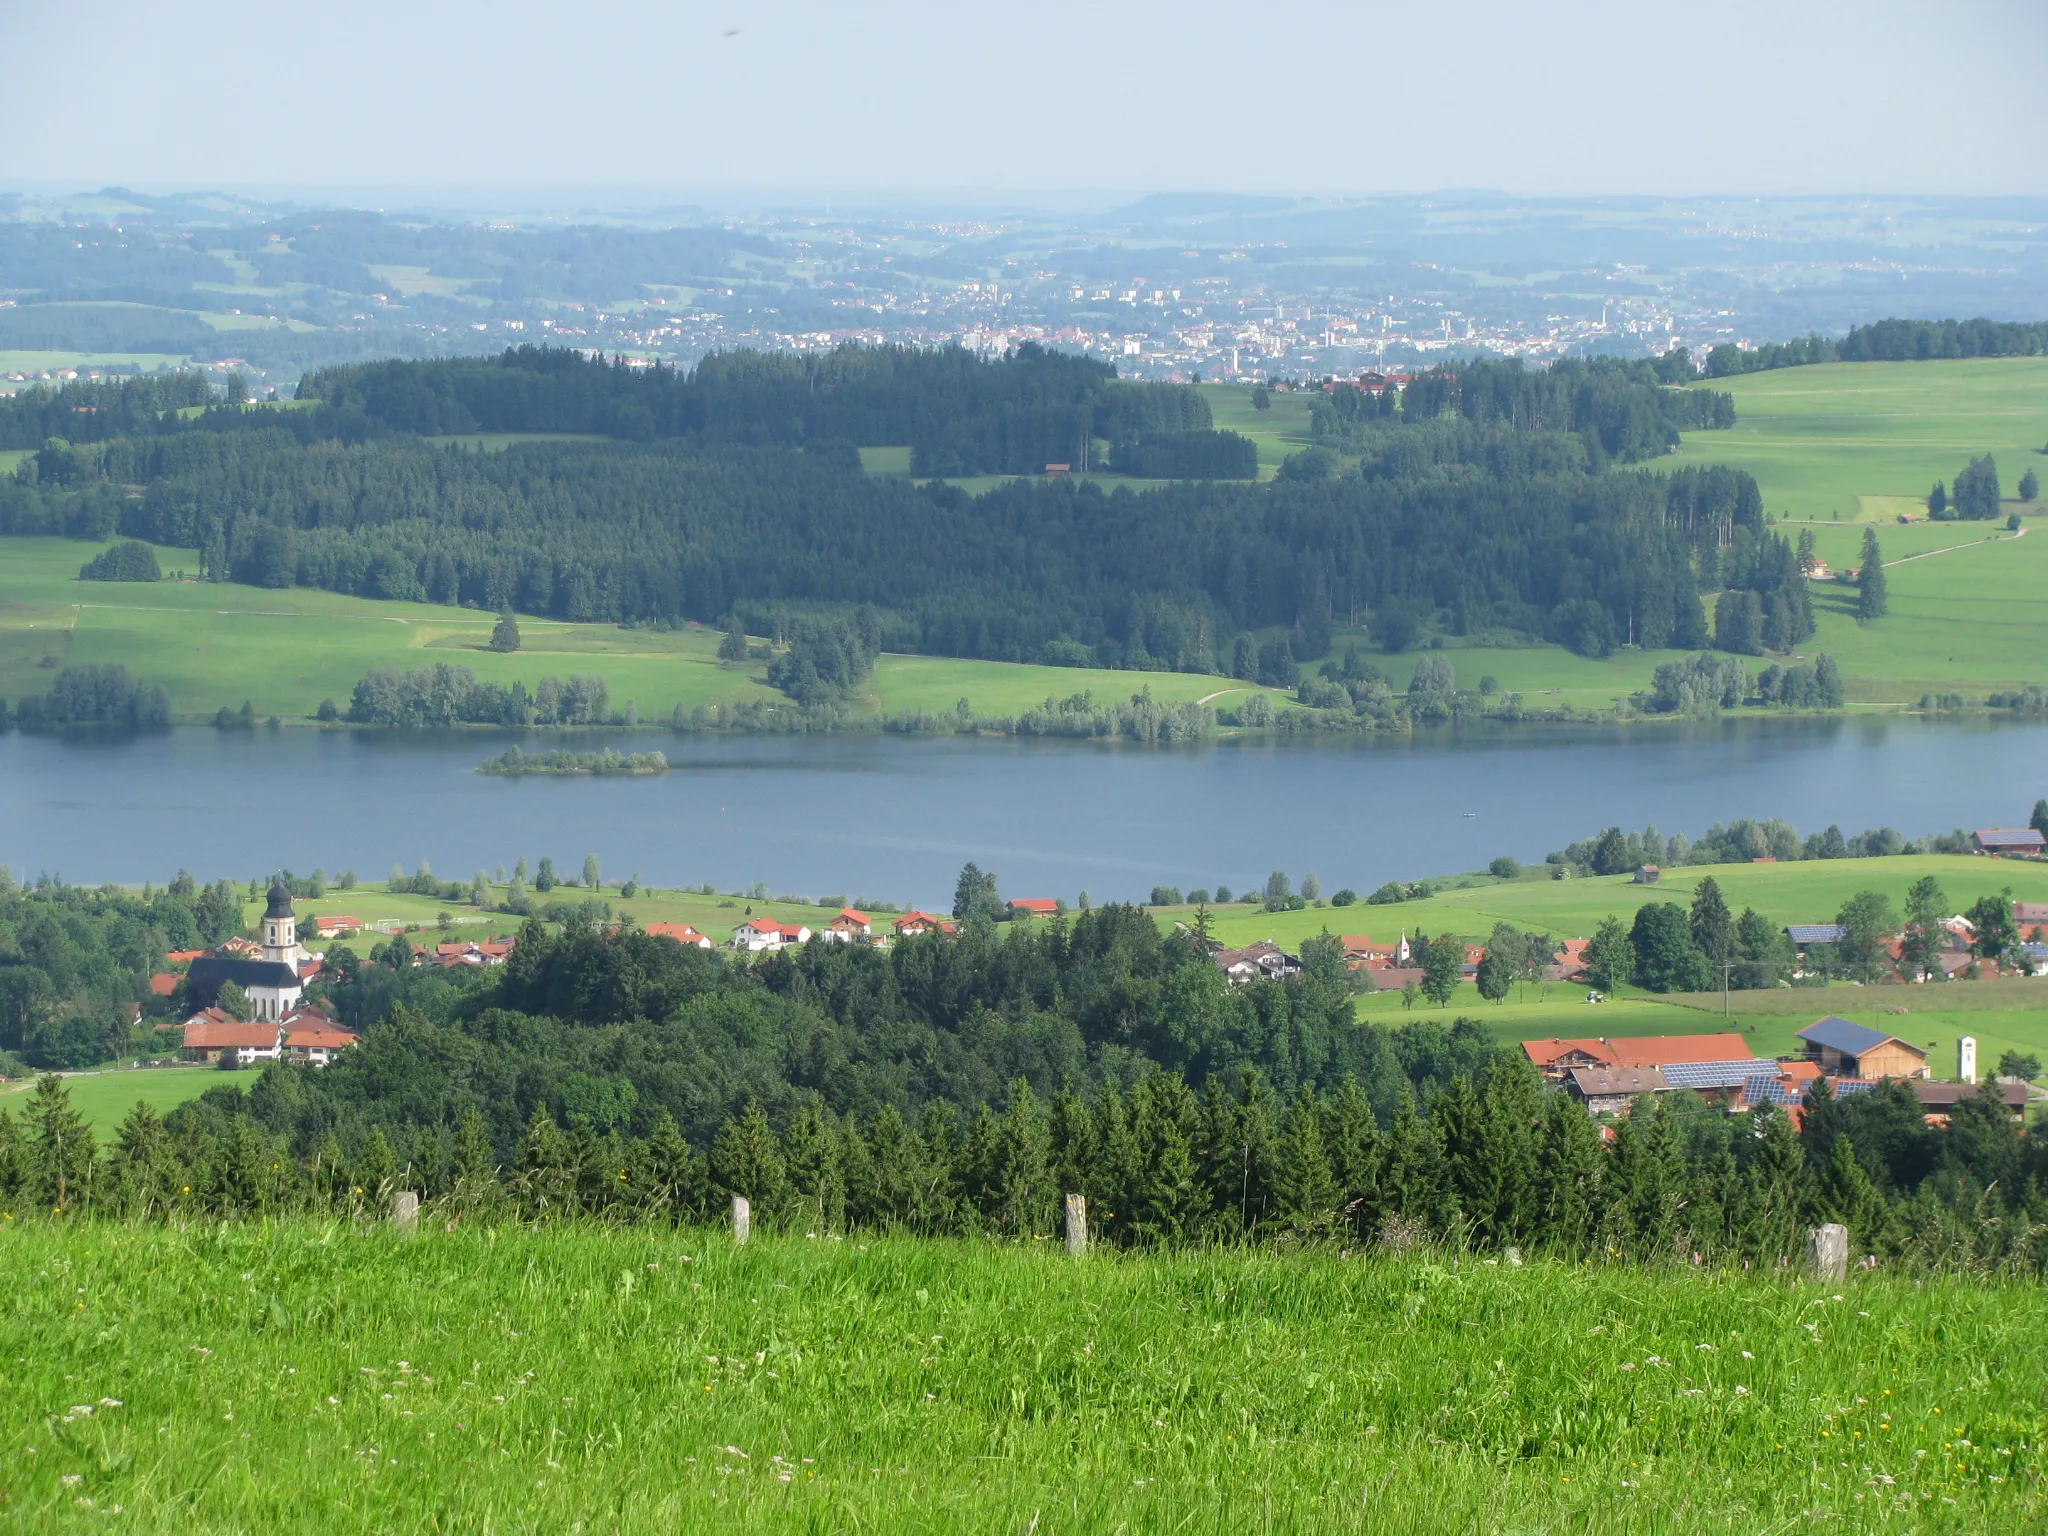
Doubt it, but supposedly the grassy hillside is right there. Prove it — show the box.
[1669,357,2048,522]
[0,1066,217,1132]
[0,537,1275,724]
[2,1223,2034,1531]
[1197,381,1317,476]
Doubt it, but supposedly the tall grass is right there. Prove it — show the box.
[2,1221,2040,1530]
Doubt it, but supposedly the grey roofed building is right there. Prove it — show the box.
[185,955,303,993]
[1785,923,1848,946]
[1797,1014,1894,1057]
[1974,828,2046,853]
[1565,1064,1669,1113]
[1659,1058,1773,1091]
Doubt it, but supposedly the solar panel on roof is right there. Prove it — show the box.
[1661,1058,1772,1089]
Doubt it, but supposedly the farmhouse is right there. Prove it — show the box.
[179,1012,283,1066]
[1974,828,2045,856]
[1007,898,1061,919]
[1795,1016,1930,1079]
[1521,1032,1759,1082]
[313,915,365,939]
[1910,1079,2031,1125]
[1632,865,1660,885]
[893,912,957,937]
[1565,1066,1669,1115]
[644,922,713,948]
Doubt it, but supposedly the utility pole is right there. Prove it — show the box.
[1720,959,1736,1019]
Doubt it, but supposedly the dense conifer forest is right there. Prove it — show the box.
[1,345,1773,671]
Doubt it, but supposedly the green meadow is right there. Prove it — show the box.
[1197,380,1318,477]
[0,1067,218,1135]
[1,1223,2036,1532]
[1669,357,2048,522]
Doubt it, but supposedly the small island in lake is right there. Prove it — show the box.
[476,746,670,777]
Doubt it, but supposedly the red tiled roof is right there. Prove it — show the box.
[1521,1037,1615,1068]
[182,1018,281,1050]
[167,950,206,963]
[837,907,872,925]
[148,973,179,997]
[1008,898,1060,915]
[645,923,710,945]
[1609,1033,1757,1068]
[284,1028,356,1050]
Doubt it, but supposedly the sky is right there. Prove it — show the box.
[4,0,2044,199]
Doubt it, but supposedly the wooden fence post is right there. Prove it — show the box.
[392,1190,419,1237]
[1806,1223,1847,1282]
[732,1194,751,1246]
[1064,1193,1087,1256]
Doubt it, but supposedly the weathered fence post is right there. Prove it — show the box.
[392,1190,419,1237]
[1064,1192,1087,1256]
[1806,1223,1847,1283]
[731,1194,751,1247]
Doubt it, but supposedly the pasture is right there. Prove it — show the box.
[0,1066,218,1136]
[1,1223,2036,1531]
[1670,357,2048,522]
[1198,380,1318,477]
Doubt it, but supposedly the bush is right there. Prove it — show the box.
[1329,888,1357,907]
[1488,856,1520,880]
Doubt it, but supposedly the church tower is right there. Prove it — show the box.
[261,877,298,964]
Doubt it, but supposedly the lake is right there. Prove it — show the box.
[0,717,2037,905]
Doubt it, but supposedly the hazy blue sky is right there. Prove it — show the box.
[5,0,2043,197]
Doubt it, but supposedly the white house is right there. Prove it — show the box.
[733,919,812,952]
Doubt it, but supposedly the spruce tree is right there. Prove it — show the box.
[1689,876,1734,965]
[516,1105,576,1219]
[1533,1092,1604,1254]
[709,1102,789,1224]
[718,613,748,664]
[995,1080,1054,1238]
[109,1099,173,1216]
[451,1105,502,1214]
[1272,1083,1340,1235]
[489,610,521,653]
[1811,1132,1889,1251]
[1856,528,1887,621]
[25,1076,94,1214]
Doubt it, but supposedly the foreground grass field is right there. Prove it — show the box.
[2,1224,2038,1531]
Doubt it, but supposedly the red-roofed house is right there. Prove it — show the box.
[645,922,713,949]
[894,912,957,937]
[733,919,811,952]
[1008,898,1061,919]
[179,1011,283,1065]
[824,908,874,942]
[148,972,180,998]
[1608,1033,1757,1069]
[314,916,365,938]
[167,949,206,964]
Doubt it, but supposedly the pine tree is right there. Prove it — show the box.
[782,1094,845,1234]
[489,610,521,653]
[1271,1083,1340,1235]
[355,1127,400,1206]
[718,614,748,664]
[1378,1088,1449,1235]
[516,1105,576,1219]
[24,1075,94,1214]
[451,1106,501,1214]
[861,1105,921,1229]
[1689,876,1734,965]
[995,1079,1054,1238]
[1324,1076,1381,1240]
[109,1099,172,1216]
[1856,529,1887,621]
[1811,1132,1889,1252]
[1533,1092,1604,1254]
[709,1102,789,1224]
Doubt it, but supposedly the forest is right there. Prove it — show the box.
[0,344,1826,676]
[1,903,2041,1272]
[1699,315,2048,377]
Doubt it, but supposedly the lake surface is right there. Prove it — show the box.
[0,718,2037,905]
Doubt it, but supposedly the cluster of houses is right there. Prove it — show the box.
[1789,894,2048,980]
[1525,1018,2038,1127]
[722,902,1065,952]
[1201,931,1594,991]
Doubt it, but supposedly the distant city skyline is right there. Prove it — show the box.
[3,0,2042,195]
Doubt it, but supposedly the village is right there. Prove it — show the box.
[138,874,2048,1140]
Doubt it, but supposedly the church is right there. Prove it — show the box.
[185,878,313,1021]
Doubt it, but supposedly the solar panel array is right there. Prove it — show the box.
[1739,1073,1875,1106]
[1661,1059,1772,1090]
